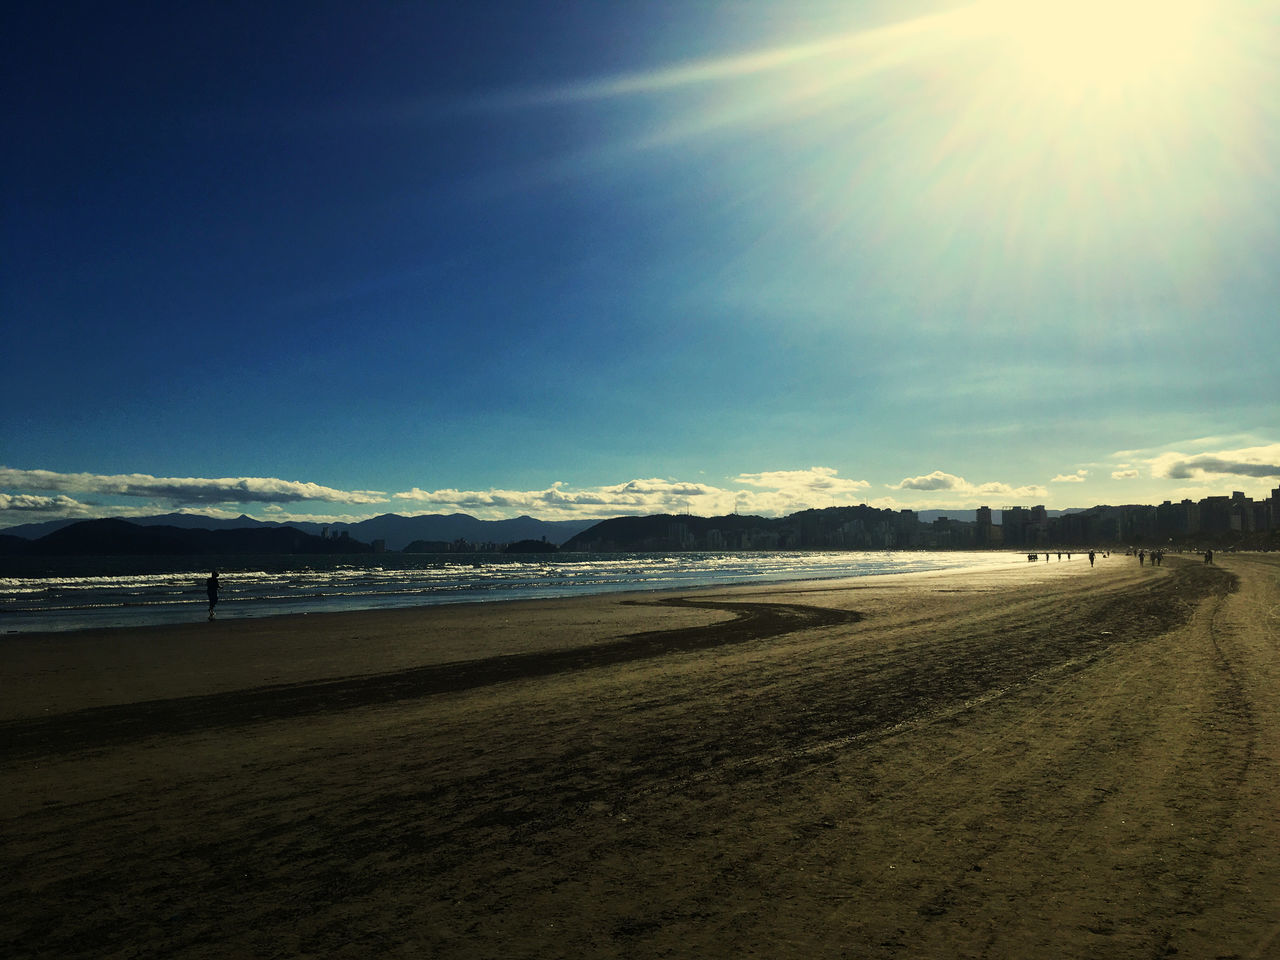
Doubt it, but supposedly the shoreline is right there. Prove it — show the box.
[2,554,1103,722]
[5,554,1279,959]
[0,548,1051,637]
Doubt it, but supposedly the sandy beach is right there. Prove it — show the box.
[3,553,1278,959]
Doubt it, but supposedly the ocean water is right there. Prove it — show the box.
[0,550,1021,634]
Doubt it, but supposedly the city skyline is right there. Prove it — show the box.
[4,2,1277,529]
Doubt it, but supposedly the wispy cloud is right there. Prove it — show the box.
[1149,443,1280,481]
[461,7,973,112]
[0,467,388,505]
[1051,470,1088,483]
[1112,469,1140,479]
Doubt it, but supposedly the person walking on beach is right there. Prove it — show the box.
[206,571,220,620]
[1088,550,1095,567]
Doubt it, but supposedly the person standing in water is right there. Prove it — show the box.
[206,571,221,620]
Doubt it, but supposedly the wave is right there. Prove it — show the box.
[0,551,1020,634]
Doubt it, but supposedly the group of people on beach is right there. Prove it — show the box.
[1026,551,1097,563]
[1137,549,1165,566]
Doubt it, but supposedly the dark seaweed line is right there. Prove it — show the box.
[0,599,861,762]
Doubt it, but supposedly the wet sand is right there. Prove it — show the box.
[3,553,1278,958]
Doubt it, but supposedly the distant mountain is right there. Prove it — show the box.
[4,518,372,557]
[0,513,287,540]
[0,512,600,550]
[0,517,83,540]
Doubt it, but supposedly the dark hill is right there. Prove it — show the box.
[0,512,600,550]
[562,514,779,551]
[561,506,925,551]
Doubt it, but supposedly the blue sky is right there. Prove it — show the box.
[3,0,1278,527]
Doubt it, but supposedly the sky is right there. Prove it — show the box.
[3,0,1278,528]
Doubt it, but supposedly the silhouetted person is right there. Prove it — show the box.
[1088,550,1095,567]
[1205,549,1213,564]
[206,571,220,620]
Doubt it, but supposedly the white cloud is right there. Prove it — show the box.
[0,493,87,514]
[395,478,734,518]
[888,470,1046,500]
[891,470,965,492]
[0,467,387,505]
[393,466,1063,521]
[395,467,874,520]
[730,467,873,516]
[1112,469,1140,479]
[1051,470,1088,483]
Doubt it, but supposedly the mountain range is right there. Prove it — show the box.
[0,512,601,551]
[0,518,372,557]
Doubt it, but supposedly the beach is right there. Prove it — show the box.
[3,553,1278,959]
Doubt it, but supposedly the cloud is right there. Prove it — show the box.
[1112,469,1140,479]
[394,478,730,517]
[395,468,874,520]
[394,467,1052,522]
[0,467,387,505]
[734,467,870,496]
[0,493,87,514]
[1149,443,1280,481]
[888,471,1046,500]
[730,467,873,516]
[464,8,968,110]
[1165,458,1278,479]
[891,470,965,491]
[1051,470,1088,483]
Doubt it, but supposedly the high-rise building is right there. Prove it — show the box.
[1001,506,1027,546]
[976,506,993,545]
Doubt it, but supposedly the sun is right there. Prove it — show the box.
[972,0,1213,104]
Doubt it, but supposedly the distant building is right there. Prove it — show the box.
[976,506,994,545]
[1001,506,1027,546]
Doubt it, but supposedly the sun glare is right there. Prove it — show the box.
[976,0,1212,103]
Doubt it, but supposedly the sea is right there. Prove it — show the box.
[0,550,1022,634]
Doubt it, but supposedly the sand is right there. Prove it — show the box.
[3,553,1278,959]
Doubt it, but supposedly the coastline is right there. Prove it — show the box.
[4,554,1278,958]
[0,549,1029,635]
[2,554,1081,721]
